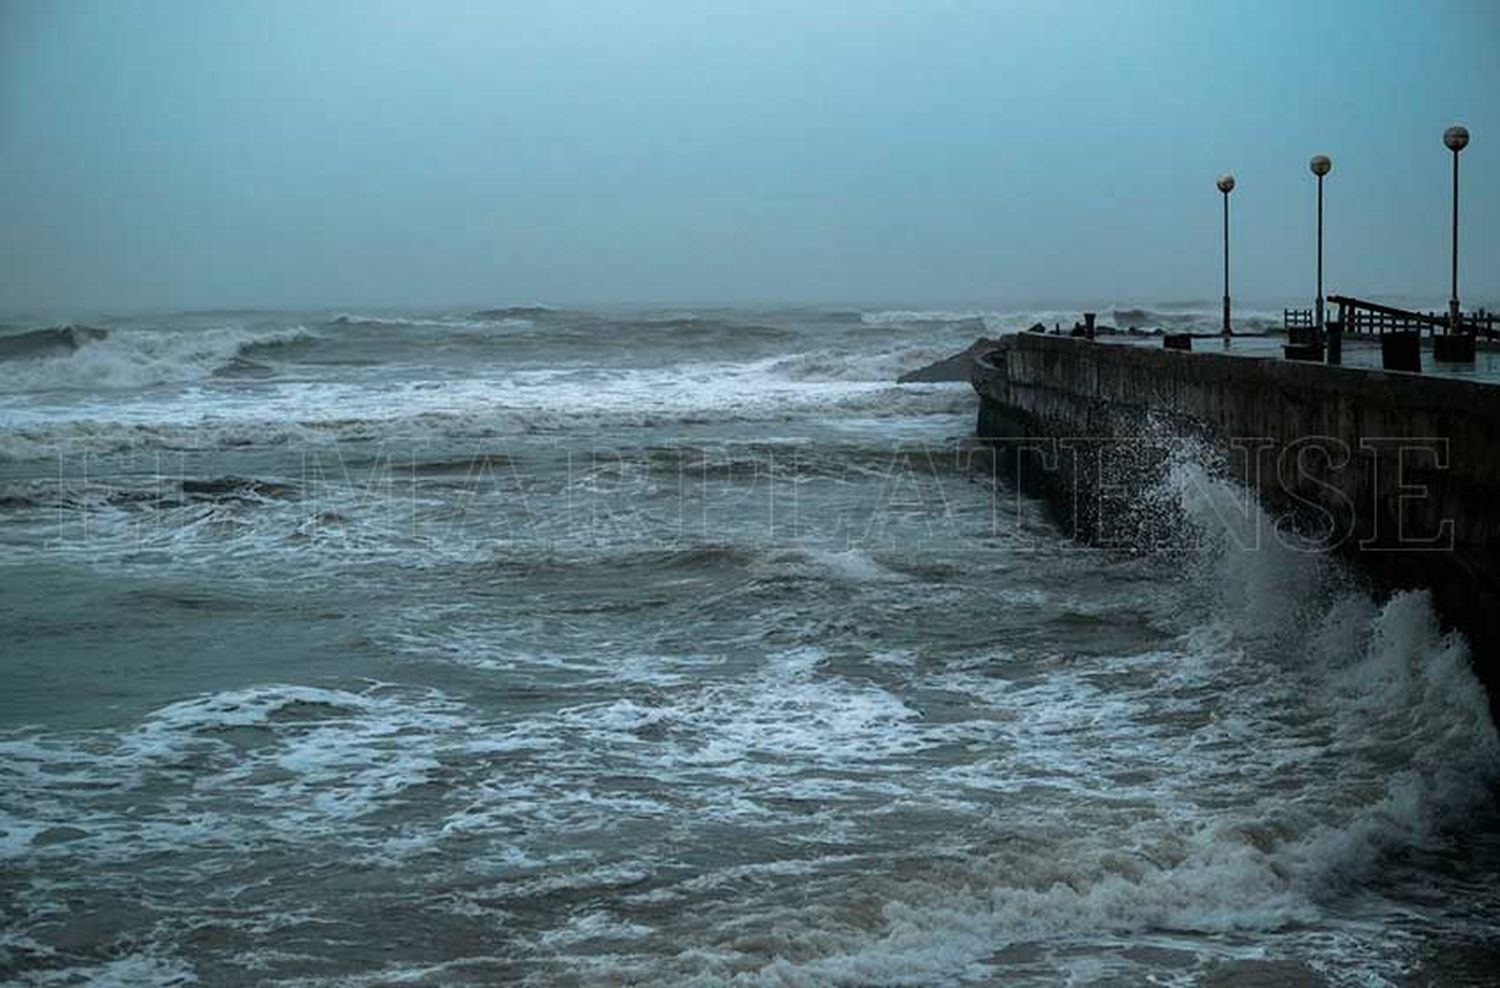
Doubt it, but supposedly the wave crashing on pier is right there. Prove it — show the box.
[1,306,1497,986]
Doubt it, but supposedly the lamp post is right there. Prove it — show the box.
[1217,173,1235,340]
[1444,125,1469,335]
[1310,155,1331,337]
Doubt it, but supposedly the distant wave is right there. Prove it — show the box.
[0,357,971,461]
[1112,305,1283,332]
[857,309,1181,335]
[604,316,796,342]
[766,343,980,383]
[0,325,110,361]
[861,310,993,329]
[322,310,802,344]
[0,325,317,394]
[470,305,557,321]
[328,313,535,331]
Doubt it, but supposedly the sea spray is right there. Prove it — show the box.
[703,459,1500,988]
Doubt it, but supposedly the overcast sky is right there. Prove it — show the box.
[2,0,1496,312]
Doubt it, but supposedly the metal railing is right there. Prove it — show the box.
[1327,295,1497,339]
[1283,308,1314,330]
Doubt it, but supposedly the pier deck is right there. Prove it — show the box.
[1093,332,1500,383]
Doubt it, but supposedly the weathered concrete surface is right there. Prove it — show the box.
[971,333,1500,699]
[898,337,998,383]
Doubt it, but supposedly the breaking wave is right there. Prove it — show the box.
[0,356,972,461]
[764,343,977,382]
[0,325,317,394]
[1111,304,1283,334]
[0,325,110,361]
[5,479,1493,984]
[686,466,1500,986]
[4,303,1497,984]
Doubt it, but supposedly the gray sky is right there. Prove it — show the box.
[2,0,1496,311]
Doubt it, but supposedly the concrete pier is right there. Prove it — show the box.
[970,333,1500,700]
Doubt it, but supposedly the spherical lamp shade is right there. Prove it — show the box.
[1216,174,1236,194]
[1310,154,1332,177]
[1444,125,1470,152]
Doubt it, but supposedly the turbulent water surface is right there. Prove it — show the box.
[1,305,1498,986]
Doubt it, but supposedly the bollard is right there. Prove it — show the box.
[1287,324,1319,346]
[1083,312,1096,340]
[1435,333,1476,363]
[1326,319,1342,365]
[1381,331,1421,373]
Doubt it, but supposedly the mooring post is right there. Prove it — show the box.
[1218,173,1235,343]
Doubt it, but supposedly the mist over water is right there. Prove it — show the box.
[1,307,1498,986]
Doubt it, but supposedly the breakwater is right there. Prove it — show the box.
[971,333,1500,700]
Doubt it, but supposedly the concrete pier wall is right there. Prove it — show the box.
[971,333,1500,696]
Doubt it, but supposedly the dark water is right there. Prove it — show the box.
[1,305,1497,986]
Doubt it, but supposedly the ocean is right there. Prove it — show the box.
[1,305,1497,986]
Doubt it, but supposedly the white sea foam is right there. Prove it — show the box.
[0,356,971,461]
[0,325,315,394]
[8,954,200,986]
[539,910,655,946]
[0,684,479,869]
[693,468,1499,987]
[3,528,1494,985]
[4,307,1497,984]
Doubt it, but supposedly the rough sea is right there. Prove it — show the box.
[1,305,1497,986]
